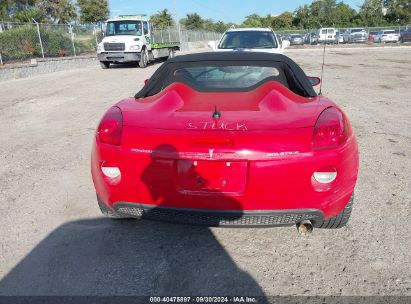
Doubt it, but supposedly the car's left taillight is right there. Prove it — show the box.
[97,106,123,146]
[313,107,348,150]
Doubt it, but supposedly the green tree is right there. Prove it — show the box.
[150,9,174,29]
[211,21,229,33]
[294,5,311,28]
[357,0,387,26]
[242,14,264,27]
[36,0,77,24]
[1,0,40,21]
[77,0,109,23]
[294,0,357,29]
[271,12,294,29]
[335,2,356,27]
[0,0,15,21]
[385,0,411,25]
[182,13,203,30]
[12,7,44,22]
[319,0,338,26]
[202,18,215,30]
[309,0,323,26]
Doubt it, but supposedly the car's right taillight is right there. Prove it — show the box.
[96,106,123,145]
[313,107,348,150]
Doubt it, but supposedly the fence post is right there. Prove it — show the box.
[0,53,3,65]
[94,25,99,48]
[32,19,45,58]
[68,24,77,57]
[177,22,182,45]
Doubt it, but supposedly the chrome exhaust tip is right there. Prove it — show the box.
[297,220,313,235]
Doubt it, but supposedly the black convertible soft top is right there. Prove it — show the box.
[135,52,317,98]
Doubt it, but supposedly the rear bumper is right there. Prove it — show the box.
[380,37,399,42]
[112,202,324,227]
[91,129,359,221]
[290,41,304,45]
[351,37,367,43]
[98,52,141,62]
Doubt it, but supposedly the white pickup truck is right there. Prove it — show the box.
[97,15,180,69]
[208,28,289,54]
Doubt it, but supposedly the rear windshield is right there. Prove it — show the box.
[218,31,278,49]
[136,56,317,98]
[383,30,395,34]
[167,65,283,90]
[351,29,364,33]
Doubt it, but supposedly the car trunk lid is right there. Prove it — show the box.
[119,82,331,131]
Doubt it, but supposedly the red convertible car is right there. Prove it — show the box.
[91,52,359,230]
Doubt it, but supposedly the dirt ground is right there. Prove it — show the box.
[0,47,410,297]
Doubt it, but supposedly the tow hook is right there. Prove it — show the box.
[297,220,313,235]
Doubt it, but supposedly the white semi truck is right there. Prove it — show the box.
[97,15,180,69]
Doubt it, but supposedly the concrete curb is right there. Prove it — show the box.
[0,55,97,82]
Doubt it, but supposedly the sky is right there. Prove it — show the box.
[108,0,362,24]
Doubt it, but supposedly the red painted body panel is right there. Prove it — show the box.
[91,81,359,221]
[119,82,334,131]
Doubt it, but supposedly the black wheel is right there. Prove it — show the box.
[315,194,354,229]
[138,50,148,68]
[100,61,110,69]
[97,195,126,219]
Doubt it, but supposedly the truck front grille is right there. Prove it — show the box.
[103,43,125,51]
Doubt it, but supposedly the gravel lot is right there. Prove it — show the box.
[0,47,410,297]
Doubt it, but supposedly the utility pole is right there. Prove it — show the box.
[173,0,182,45]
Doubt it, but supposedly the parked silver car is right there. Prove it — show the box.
[342,28,368,43]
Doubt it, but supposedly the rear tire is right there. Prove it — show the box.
[316,194,354,229]
[100,61,110,69]
[138,50,148,68]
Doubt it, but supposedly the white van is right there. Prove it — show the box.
[317,28,336,43]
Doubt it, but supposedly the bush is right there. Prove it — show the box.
[0,25,74,61]
[40,27,74,57]
[74,37,96,55]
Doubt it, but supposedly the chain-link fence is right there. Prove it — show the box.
[147,25,221,46]
[2,21,405,65]
[0,21,100,64]
[0,21,222,65]
[179,26,221,43]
